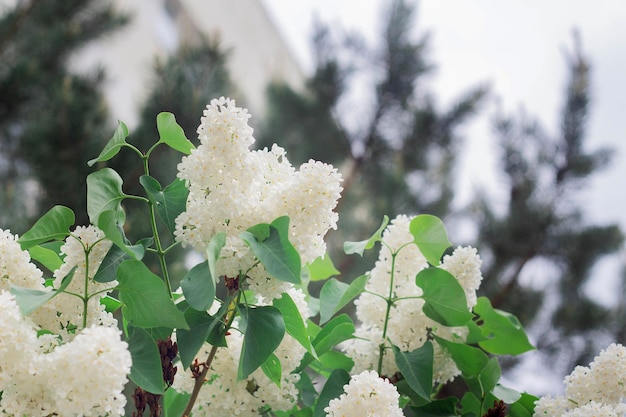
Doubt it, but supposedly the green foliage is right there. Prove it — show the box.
[127,326,166,394]
[410,215,452,266]
[393,342,434,400]
[415,268,473,326]
[11,267,75,315]
[318,274,368,325]
[18,206,74,249]
[180,261,215,312]
[139,176,189,238]
[238,305,286,380]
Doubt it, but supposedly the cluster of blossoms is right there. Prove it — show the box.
[533,343,626,417]
[175,97,343,300]
[174,287,310,416]
[0,227,131,416]
[324,370,404,417]
[342,215,483,383]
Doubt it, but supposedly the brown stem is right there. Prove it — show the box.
[181,343,220,417]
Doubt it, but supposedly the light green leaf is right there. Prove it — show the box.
[318,275,368,325]
[313,369,350,417]
[139,176,189,236]
[97,210,144,260]
[344,215,389,256]
[127,326,166,394]
[261,353,282,387]
[238,305,285,380]
[11,267,76,315]
[273,292,315,356]
[18,206,74,249]
[493,384,522,404]
[240,216,301,284]
[116,260,188,329]
[435,336,489,378]
[509,392,539,417]
[306,253,340,281]
[312,314,355,356]
[87,168,127,225]
[415,267,472,326]
[410,214,452,265]
[180,261,215,311]
[157,112,194,154]
[474,297,534,355]
[27,244,63,272]
[164,388,191,417]
[317,350,354,373]
[87,121,130,167]
[393,342,434,400]
[101,295,122,314]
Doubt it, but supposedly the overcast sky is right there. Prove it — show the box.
[261,0,626,393]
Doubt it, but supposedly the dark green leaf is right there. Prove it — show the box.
[180,261,215,311]
[86,168,128,225]
[127,326,165,394]
[240,216,301,284]
[157,112,194,154]
[177,307,225,369]
[344,215,389,256]
[312,314,355,355]
[261,353,282,387]
[116,260,188,329]
[11,266,76,315]
[410,215,452,265]
[18,206,74,249]
[139,176,189,236]
[94,244,131,283]
[410,397,458,417]
[313,369,350,417]
[306,254,340,281]
[415,268,472,326]
[393,342,434,400]
[273,292,315,356]
[318,275,368,325]
[87,121,130,167]
[238,305,285,379]
[474,297,534,355]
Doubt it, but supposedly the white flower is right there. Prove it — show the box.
[0,228,45,291]
[344,215,480,383]
[533,343,626,417]
[324,370,404,417]
[175,97,342,300]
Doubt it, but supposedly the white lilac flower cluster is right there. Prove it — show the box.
[342,215,483,383]
[175,97,343,300]
[324,370,404,417]
[0,227,130,416]
[533,343,626,417]
[174,287,310,416]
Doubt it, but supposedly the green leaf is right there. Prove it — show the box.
[474,297,534,355]
[465,357,501,400]
[180,261,215,311]
[493,384,522,403]
[435,337,489,378]
[393,342,434,400]
[343,215,389,256]
[157,112,194,154]
[273,292,315,356]
[317,350,354,373]
[509,392,538,417]
[94,244,131,283]
[318,275,368,325]
[11,267,76,315]
[27,244,63,272]
[306,254,340,281]
[87,121,130,167]
[415,268,472,326]
[206,232,226,285]
[410,397,458,417]
[127,326,165,394]
[18,206,74,249]
[312,314,355,356]
[116,260,188,329]
[313,369,350,417]
[410,215,452,265]
[164,388,191,417]
[240,216,301,284]
[238,305,285,379]
[97,210,144,260]
[101,295,122,313]
[139,176,189,236]
[177,307,225,369]
[261,353,282,387]
[87,168,128,225]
